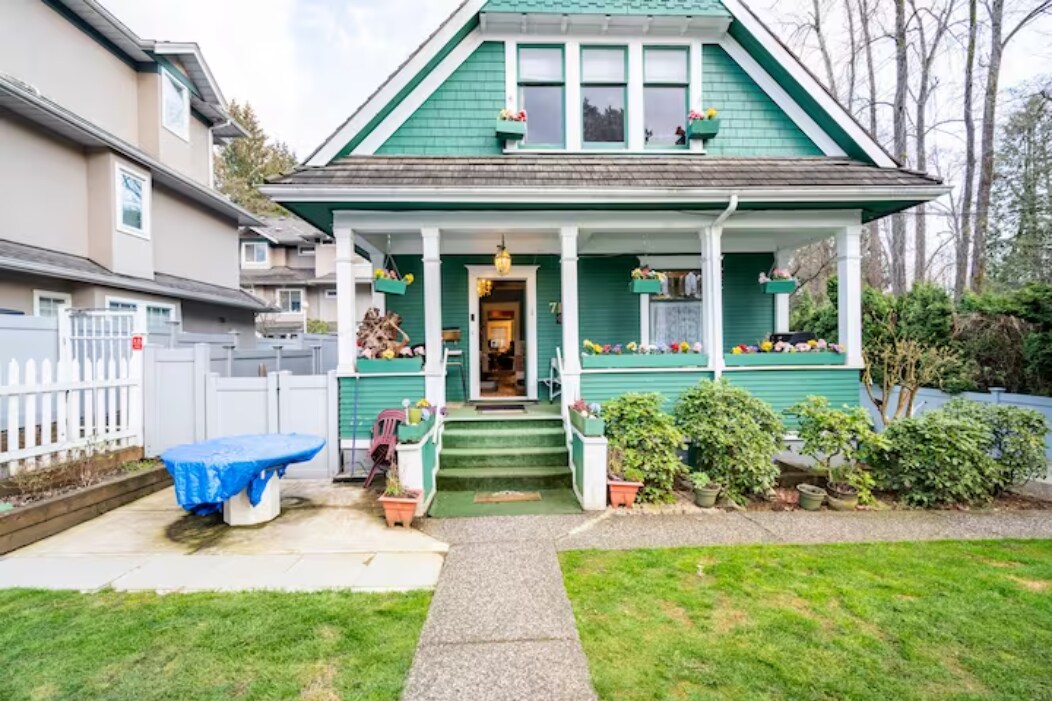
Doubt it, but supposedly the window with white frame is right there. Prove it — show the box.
[278,289,303,313]
[518,46,565,148]
[297,245,316,257]
[648,270,704,347]
[324,288,338,299]
[643,48,690,148]
[107,298,177,330]
[242,241,269,265]
[161,67,190,139]
[116,165,150,237]
[33,290,71,317]
[581,47,628,148]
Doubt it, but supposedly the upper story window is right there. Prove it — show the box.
[581,47,627,148]
[518,46,565,148]
[242,241,269,266]
[643,48,689,148]
[161,68,191,140]
[115,164,150,238]
[278,289,303,313]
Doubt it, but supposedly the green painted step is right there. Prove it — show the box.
[443,417,564,431]
[442,426,566,449]
[438,466,572,491]
[428,488,583,518]
[440,446,569,469]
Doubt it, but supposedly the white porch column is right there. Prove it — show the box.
[701,226,724,373]
[774,249,792,333]
[560,226,582,407]
[422,228,445,406]
[334,221,356,374]
[837,224,864,367]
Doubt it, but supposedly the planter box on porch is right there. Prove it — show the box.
[357,357,423,374]
[397,415,435,443]
[630,279,662,294]
[373,278,408,295]
[762,279,798,295]
[724,353,847,367]
[569,410,605,437]
[581,353,708,369]
[496,119,526,141]
[687,118,720,140]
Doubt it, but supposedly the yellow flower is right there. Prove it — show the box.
[403,273,415,285]
[760,340,773,352]
[374,268,386,280]
[732,346,743,355]
[679,341,690,352]
[706,107,718,119]
[381,349,395,359]
[416,399,431,408]
[808,339,818,347]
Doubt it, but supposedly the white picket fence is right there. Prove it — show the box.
[0,355,142,475]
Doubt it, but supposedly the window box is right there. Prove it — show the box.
[581,353,708,369]
[688,118,720,140]
[357,358,423,374]
[630,279,662,294]
[569,410,605,437]
[373,278,408,296]
[762,279,798,295]
[724,353,846,367]
[496,119,526,141]
[397,414,435,443]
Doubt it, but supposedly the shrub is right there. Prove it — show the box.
[869,410,999,507]
[940,398,1049,492]
[673,380,783,504]
[603,393,686,503]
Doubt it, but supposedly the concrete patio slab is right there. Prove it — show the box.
[352,552,446,592]
[0,555,150,591]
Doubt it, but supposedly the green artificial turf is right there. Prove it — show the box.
[560,540,1052,701]
[0,588,431,701]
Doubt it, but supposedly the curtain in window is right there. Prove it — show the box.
[650,300,703,346]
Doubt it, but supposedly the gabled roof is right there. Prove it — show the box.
[482,0,729,15]
[243,215,329,246]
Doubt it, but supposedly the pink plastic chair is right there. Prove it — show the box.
[363,409,406,488]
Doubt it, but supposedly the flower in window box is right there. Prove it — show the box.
[627,341,638,353]
[613,344,623,355]
[399,346,413,357]
[760,340,774,352]
[816,339,828,350]
[687,107,721,140]
[692,342,704,354]
[381,349,396,359]
[679,341,690,353]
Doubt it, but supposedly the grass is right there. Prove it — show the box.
[560,540,1052,701]
[0,588,431,701]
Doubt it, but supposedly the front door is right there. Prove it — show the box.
[467,265,538,401]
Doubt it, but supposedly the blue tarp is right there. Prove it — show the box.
[161,434,325,515]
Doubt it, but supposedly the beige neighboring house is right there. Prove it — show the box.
[0,0,268,339]
[240,215,373,338]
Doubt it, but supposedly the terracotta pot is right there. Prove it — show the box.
[379,489,421,527]
[608,479,644,507]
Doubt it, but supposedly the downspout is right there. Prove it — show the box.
[713,194,739,228]
[709,194,738,380]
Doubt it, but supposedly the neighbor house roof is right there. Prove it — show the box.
[0,239,271,311]
[243,215,330,246]
[240,267,315,287]
[481,0,730,15]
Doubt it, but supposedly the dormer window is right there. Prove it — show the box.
[643,48,690,148]
[518,46,564,148]
[581,47,627,148]
[161,67,191,140]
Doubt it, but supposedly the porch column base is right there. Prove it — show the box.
[573,431,608,511]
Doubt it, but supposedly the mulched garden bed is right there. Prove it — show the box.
[744,487,1052,512]
[0,453,160,510]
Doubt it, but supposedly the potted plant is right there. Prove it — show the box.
[687,107,720,140]
[397,399,435,443]
[690,472,721,508]
[758,268,797,295]
[607,448,646,507]
[377,464,421,528]
[496,108,527,141]
[373,269,414,296]
[629,267,664,294]
[604,393,686,505]
[569,399,604,436]
[796,483,827,511]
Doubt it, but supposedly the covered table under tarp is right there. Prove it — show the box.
[162,434,325,516]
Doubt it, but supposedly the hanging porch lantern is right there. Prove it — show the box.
[494,235,512,276]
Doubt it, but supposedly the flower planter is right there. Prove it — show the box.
[687,118,720,140]
[724,353,846,367]
[630,279,662,294]
[826,485,859,511]
[796,483,826,511]
[397,415,434,443]
[496,119,526,141]
[608,479,644,507]
[762,279,798,295]
[581,353,708,369]
[569,410,605,437]
[357,357,423,374]
[378,489,421,528]
[373,277,408,295]
[693,485,721,508]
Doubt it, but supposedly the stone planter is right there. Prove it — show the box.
[608,479,644,507]
[762,279,798,295]
[496,119,526,141]
[569,410,605,437]
[630,279,662,294]
[357,358,423,374]
[687,118,720,140]
[379,489,421,528]
[796,483,826,511]
[373,277,408,295]
[693,485,721,508]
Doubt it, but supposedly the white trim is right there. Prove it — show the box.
[160,67,191,142]
[307,0,489,164]
[565,40,582,150]
[114,162,151,239]
[719,0,894,167]
[32,290,71,317]
[334,225,357,374]
[241,241,270,267]
[207,127,216,188]
[422,228,445,406]
[638,293,650,346]
[774,248,792,333]
[466,264,539,401]
[626,43,645,150]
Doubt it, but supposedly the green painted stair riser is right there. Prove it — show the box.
[442,427,565,449]
[438,467,572,491]
[441,447,570,469]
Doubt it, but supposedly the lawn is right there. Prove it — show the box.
[560,540,1052,701]
[0,588,430,701]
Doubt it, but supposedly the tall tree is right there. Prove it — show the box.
[955,0,978,299]
[858,0,886,289]
[891,0,910,294]
[214,101,297,217]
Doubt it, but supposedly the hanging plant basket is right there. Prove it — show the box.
[374,278,408,296]
[496,119,526,141]
[630,279,662,294]
[762,279,798,295]
[687,118,720,140]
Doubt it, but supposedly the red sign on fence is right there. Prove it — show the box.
[131,335,144,351]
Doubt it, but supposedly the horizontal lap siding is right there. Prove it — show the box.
[581,371,715,408]
[723,252,774,349]
[339,376,426,438]
[579,255,641,346]
[724,368,861,428]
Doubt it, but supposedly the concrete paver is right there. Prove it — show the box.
[0,555,150,591]
[351,552,446,592]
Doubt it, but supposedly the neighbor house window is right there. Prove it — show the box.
[518,46,564,148]
[33,290,71,317]
[242,241,269,265]
[644,48,689,148]
[107,298,177,330]
[297,245,316,257]
[324,289,338,299]
[278,289,303,313]
[581,47,627,148]
[115,165,150,237]
[161,67,190,139]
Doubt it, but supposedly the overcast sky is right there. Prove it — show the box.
[102,0,1052,160]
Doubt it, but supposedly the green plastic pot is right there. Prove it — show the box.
[826,486,859,511]
[796,484,826,511]
[693,486,721,508]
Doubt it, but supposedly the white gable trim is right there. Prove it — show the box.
[720,0,895,168]
[353,31,485,155]
[718,37,845,158]
[306,0,489,165]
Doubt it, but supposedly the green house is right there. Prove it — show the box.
[263,0,946,516]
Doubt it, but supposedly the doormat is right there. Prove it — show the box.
[474,491,542,504]
[476,404,527,413]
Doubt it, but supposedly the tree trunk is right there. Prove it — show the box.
[811,0,839,98]
[956,0,978,299]
[891,0,909,294]
[858,0,884,289]
[971,0,1005,292]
